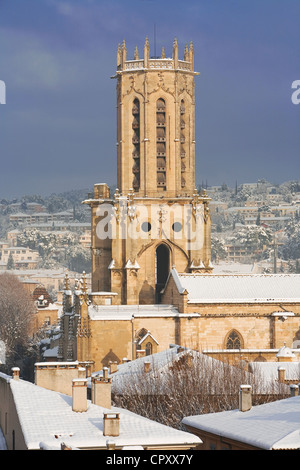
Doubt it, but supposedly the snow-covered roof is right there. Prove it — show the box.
[212,263,257,274]
[182,395,300,450]
[170,269,300,303]
[106,346,187,389]
[88,304,180,321]
[92,346,282,396]
[249,361,300,381]
[3,372,200,450]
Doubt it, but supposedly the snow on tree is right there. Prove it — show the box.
[211,236,228,261]
[229,225,273,252]
[279,219,300,260]
[0,273,36,369]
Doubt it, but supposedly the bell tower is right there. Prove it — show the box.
[85,38,212,305]
[116,37,197,198]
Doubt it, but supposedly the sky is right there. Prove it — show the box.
[0,0,299,199]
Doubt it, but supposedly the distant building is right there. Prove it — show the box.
[0,246,40,270]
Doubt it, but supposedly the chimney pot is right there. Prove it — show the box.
[239,384,252,412]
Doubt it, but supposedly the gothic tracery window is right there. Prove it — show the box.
[225,330,243,349]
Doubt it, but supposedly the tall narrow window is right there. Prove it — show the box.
[145,342,153,356]
[156,98,166,190]
[155,243,170,302]
[132,98,140,191]
[180,100,186,188]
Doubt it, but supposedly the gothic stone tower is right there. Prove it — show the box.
[84,38,212,305]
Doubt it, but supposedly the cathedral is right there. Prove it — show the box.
[58,38,300,372]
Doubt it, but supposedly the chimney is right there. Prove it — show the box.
[11,367,20,380]
[278,366,285,383]
[103,367,109,380]
[290,384,299,397]
[103,413,120,437]
[72,378,87,412]
[106,440,116,450]
[136,349,146,359]
[78,367,86,378]
[109,361,118,374]
[239,385,252,412]
[91,371,112,409]
[144,361,151,373]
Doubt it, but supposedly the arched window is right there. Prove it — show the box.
[225,330,243,349]
[180,99,186,188]
[132,98,140,190]
[135,328,148,349]
[156,98,166,190]
[155,244,170,303]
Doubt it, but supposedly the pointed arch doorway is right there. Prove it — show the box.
[155,244,170,303]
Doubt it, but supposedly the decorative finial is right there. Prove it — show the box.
[117,43,121,65]
[173,37,178,63]
[82,271,87,293]
[161,46,166,59]
[184,44,189,61]
[134,46,139,60]
[64,273,69,290]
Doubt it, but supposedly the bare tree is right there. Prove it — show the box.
[0,273,36,371]
[112,351,289,430]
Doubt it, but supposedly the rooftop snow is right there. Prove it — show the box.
[182,395,300,450]
[6,374,200,450]
[171,269,300,303]
[88,304,180,320]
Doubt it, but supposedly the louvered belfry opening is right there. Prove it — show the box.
[156,98,166,190]
[132,98,140,191]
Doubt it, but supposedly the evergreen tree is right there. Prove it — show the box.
[6,252,15,270]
